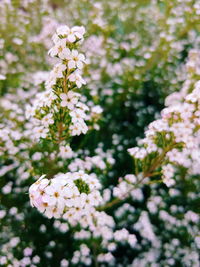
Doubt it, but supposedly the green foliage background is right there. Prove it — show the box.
[0,0,200,266]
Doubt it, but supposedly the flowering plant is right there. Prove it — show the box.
[0,1,200,267]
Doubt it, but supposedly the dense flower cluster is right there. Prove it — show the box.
[27,26,106,224]
[127,49,200,189]
[0,1,200,266]
[29,171,102,219]
[26,27,137,260]
[26,25,89,142]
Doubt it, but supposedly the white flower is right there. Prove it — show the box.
[42,114,54,127]
[43,183,65,210]
[33,127,49,139]
[73,193,87,208]
[45,206,62,219]
[163,177,175,187]
[60,259,69,267]
[29,172,101,220]
[76,102,89,111]
[56,25,71,36]
[70,26,85,40]
[52,63,66,79]
[29,188,40,207]
[91,105,103,114]
[114,228,129,241]
[60,92,79,109]
[128,234,137,247]
[70,108,86,123]
[87,176,101,190]
[48,39,70,60]
[162,164,174,179]
[63,209,76,221]
[68,71,86,88]
[88,191,102,206]
[59,145,73,159]
[25,105,35,119]
[56,25,85,43]
[128,147,147,159]
[162,164,175,187]
[68,50,85,69]
[0,74,6,80]
[70,121,88,136]
[32,152,42,161]
[52,33,60,44]
[45,90,57,106]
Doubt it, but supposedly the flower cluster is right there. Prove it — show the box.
[113,174,137,199]
[128,78,200,187]
[29,171,102,219]
[26,25,89,142]
[0,1,200,266]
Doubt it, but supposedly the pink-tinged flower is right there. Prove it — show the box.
[52,63,66,79]
[68,71,86,88]
[70,108,86,123]
[60,91,79,109]
[29,172,102,220]
[68,50,85,69]
[33,127,49,139]
[56,25,71,36]
[56,25,85,43]
[59,145,73,159]
[43,183,65,210]
[42,114,54,127]
[69,121,88,136]
[48,39,70,59]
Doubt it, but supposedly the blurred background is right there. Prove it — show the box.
[0,0,200,266]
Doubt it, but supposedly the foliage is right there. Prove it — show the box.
[0,1,200,267]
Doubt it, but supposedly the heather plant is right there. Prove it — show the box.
[0,1,200,267]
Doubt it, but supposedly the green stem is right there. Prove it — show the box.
[98,143,177,211]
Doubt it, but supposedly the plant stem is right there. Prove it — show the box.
[97,176,145,211]
[98,143,177,211]
[92,243,99,267]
